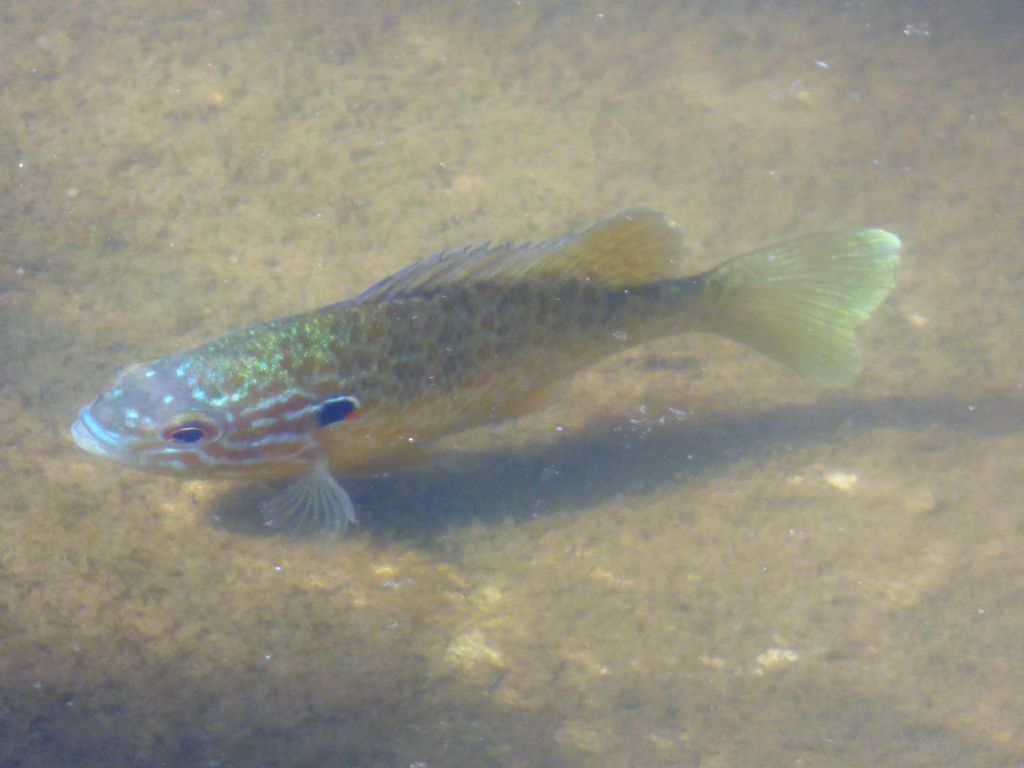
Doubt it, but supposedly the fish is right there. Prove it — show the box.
[71,208,900,536]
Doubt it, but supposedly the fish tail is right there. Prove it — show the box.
[690,229,901,385]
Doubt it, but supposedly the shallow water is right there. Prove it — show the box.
[2,1,1023,766]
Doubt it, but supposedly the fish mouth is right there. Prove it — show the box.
[70,407,117,459]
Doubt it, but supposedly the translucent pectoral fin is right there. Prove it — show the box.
[261,458,357,538]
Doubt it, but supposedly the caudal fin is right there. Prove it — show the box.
[694,229,900,386]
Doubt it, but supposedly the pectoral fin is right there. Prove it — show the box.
[261,458,357,538]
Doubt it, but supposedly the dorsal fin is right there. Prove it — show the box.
[354,208,687,302]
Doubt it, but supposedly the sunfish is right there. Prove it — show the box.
[71,209,900,535]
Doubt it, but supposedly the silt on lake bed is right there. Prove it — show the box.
[71,208,900,536]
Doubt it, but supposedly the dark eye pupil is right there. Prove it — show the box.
[166,423,207,443]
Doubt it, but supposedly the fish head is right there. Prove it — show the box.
[71,357,317,478]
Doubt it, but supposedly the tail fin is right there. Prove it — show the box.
[693,229,900,386]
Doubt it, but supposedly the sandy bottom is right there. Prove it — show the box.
[1,1,1022,766]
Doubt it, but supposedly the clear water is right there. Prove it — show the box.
[2,2,1022,766]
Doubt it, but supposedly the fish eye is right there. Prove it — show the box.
[160,415,221,444]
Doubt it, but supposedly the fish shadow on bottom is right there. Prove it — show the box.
[211,391,1021,543]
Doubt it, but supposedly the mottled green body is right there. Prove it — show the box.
[186,264,693,475]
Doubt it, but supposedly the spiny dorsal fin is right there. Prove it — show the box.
[354,207,687,302]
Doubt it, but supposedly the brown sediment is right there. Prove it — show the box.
[2,2,1022,767]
